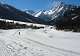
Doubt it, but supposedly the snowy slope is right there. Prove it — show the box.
[0,26,80,56]
[35,11,43,17]
[0,18,46,27]
[24,9,35,16]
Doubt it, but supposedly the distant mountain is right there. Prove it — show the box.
[48,3,80,30]
[34,10,51,22]
[24,9,35,16]
[0,3,46,24]
[34,2,65,22]
[34,2,80,28]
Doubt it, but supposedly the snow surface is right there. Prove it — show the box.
[0,26,80,56]
[35,11,43,17]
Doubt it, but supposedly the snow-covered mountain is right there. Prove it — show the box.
[34,2,80,27]
[24,9,35,16]
[34,2,66,22]
[34,10,52,22]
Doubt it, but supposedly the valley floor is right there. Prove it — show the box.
[0,27,80,56]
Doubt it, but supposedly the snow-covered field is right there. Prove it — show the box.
[0,26,80,56]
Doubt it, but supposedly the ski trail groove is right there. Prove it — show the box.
[7,29,80,56]
[22,37,80,55]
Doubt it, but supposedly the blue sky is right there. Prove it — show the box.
[0,0,80,11]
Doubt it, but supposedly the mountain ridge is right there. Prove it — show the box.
[0,3,47,25]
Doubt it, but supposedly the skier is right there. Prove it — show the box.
[19,32,20,35]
